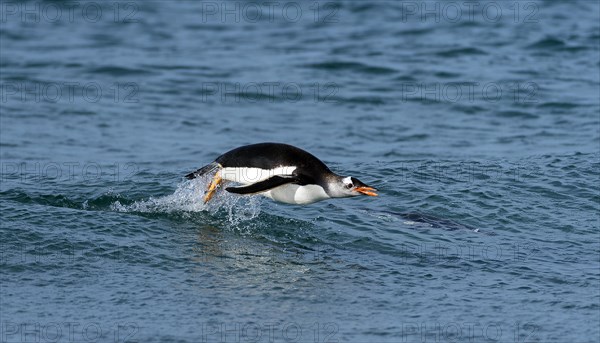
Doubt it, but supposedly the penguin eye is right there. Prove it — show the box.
[345,183,353,189]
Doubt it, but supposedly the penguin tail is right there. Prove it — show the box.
[185,162,220,179]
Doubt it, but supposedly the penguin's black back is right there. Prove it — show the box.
[216,143,331,173]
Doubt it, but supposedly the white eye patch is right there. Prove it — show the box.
[342,176,353,186]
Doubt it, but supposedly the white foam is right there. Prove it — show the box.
[110,176,262,224]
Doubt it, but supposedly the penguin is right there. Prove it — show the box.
[185,142,378,204]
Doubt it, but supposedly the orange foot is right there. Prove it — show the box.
[203,172,222,204]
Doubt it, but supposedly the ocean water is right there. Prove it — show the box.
[1,1,599,342]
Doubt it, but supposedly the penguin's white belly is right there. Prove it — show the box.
[219,166,329,204]
[263,184,329,205]
[220,166,296,184]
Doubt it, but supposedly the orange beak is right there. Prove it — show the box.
[355,186,378,197]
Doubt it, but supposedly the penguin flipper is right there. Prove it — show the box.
[225,176,295,195]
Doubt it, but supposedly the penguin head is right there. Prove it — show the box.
[329,176,378,198]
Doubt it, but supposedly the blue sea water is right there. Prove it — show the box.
[1,1,599,342]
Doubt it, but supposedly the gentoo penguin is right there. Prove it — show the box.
[185,142,378,204]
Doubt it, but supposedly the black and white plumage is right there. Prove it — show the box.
[185,143,378,205]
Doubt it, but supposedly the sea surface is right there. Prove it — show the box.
[1,1,599,342]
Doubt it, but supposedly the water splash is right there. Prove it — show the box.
[110,176,262,224]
